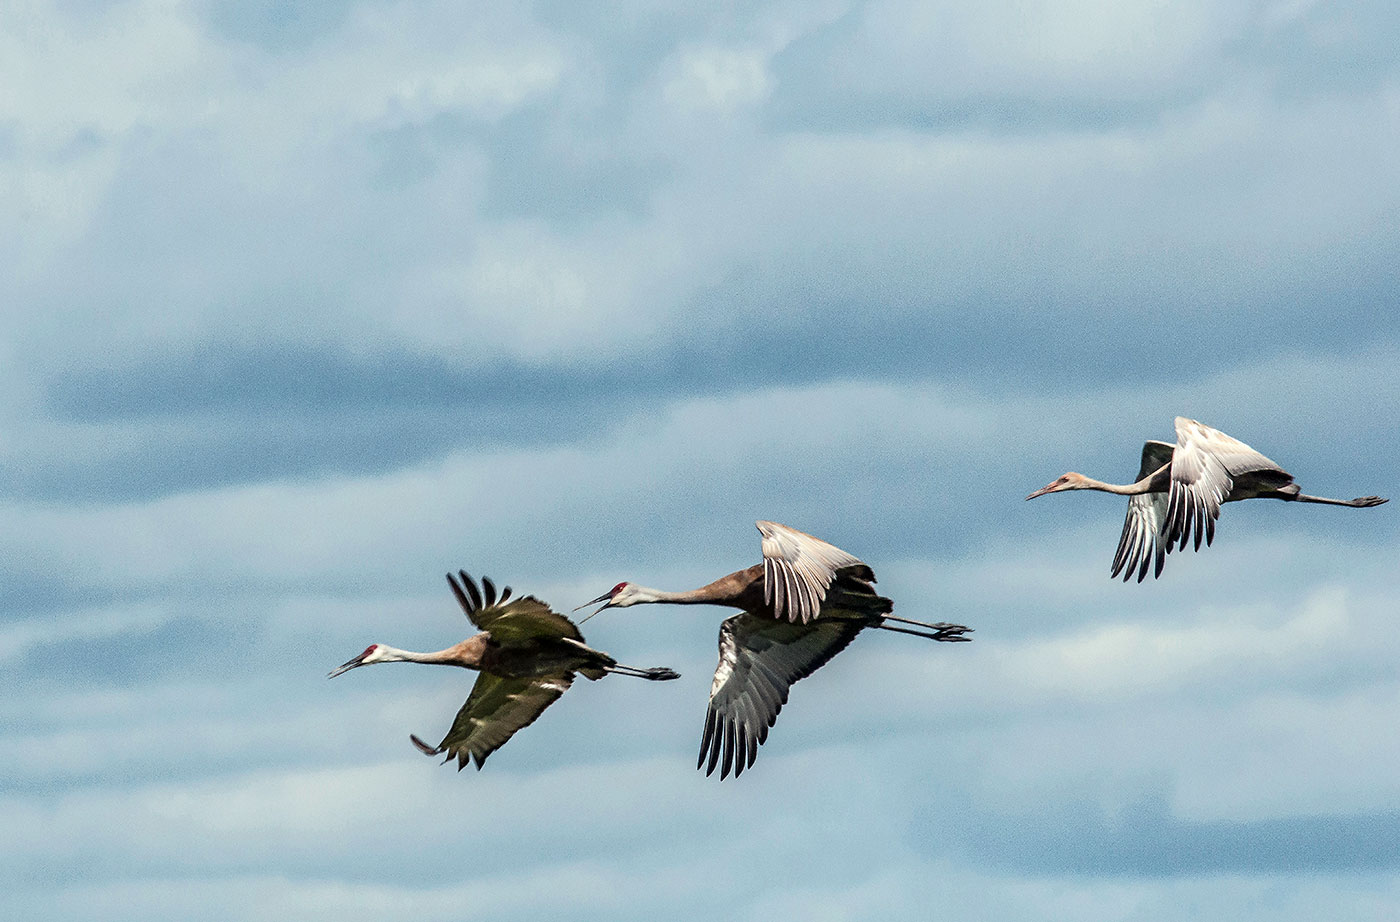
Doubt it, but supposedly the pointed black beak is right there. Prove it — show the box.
[572,592,612,613]
[327,652,368,679]
[573,593,614,625]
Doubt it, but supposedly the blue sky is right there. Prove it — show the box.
[3,1,1399,919]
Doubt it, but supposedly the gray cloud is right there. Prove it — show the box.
[196,0,367,51]
[936,794,1400,875]
[5,1,1400,919]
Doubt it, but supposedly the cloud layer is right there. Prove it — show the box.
[4,1,1398,919]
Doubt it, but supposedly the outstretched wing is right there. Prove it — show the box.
[445,572,584,646]
[411,672,572,771]
[1111,440,1174,582]
[1163,418,1286,552]
[756,520,873,624]
[697,611,872,780]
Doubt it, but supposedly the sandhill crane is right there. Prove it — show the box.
[575,521,971,779]
[330,572,679,771]
[1026,416,1388,581]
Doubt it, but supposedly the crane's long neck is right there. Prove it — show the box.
[375,645,475,667]
[625,585,717,605]
[1078,470,1165,496]
[625,569,755,608]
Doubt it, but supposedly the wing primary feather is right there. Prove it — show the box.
[446,572,474,616]
[721,720,737,780]
[1175,494,1187,550]
[706,718,723,776]
[481,576,497,607]
[698,709,718,771]
[783,569,801,623]
[460,572,483,611]
[1111,527,1128,576]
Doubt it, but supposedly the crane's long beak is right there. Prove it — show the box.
[573,593,614,625]
[572,592,611,613]
[1025,481,1059,501]
[327,652,368,679]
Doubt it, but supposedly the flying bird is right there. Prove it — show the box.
[1026,416,1388,581]
[576,521,971,779]
[330,572,679,771]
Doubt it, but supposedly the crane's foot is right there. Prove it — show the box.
[641,666,680,681]
[607,664,681,680]
[929,622,973,642]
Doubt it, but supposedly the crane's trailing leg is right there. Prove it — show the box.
[1290,493,1388,507]
[876,621,973,642]
[881,612,973,633]
[557,636,679,680]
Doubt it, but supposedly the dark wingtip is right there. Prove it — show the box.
[410,734,439,756]
[459,571,483,611]
[446,572,474,616]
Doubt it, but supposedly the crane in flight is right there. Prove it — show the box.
[1026,416,1388,581]
[330,572,679,771]
[576,521,971,779]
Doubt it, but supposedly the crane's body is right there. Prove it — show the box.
[330,572,678,770]
[1027,417,1388,581]
[578,521,971,779]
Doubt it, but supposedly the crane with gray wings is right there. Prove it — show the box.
[1026,417,1388,581]
[330,572,678,771]
[576,521,972,780]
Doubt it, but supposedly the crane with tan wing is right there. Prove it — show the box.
[330,572,678,771]
[576,521,972,779]
[1026,416,1388,581]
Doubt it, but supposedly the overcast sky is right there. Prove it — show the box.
[4,1,1399,919]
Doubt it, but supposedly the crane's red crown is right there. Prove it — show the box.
[361,644,379,657]
[610,582,629,596]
